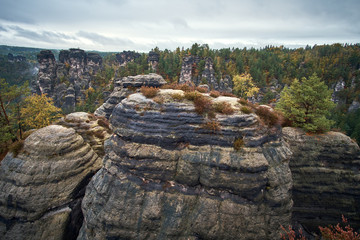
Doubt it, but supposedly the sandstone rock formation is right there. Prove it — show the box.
[34,49,103,112]
[56,112,112,157]
[179,56,233,92]
[116,51,141,66]
[95,73,167,119]
[0,125,101,240]
[148,51,159,72]
[79,90,293,239]
[283,127,360,232]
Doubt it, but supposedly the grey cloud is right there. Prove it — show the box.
[77,31,133,46]
[10,26,75,43]
[0,25,7,32]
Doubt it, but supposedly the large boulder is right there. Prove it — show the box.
[283,127,360,232]
[79,90,293,239]
[94,73,166,119]
[0,125,101,240]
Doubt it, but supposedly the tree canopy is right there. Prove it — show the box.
[233,73,259,99]
[21,94,62,129]
[276,74,335,132]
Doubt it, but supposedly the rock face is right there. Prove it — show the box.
[283,127,360,232]
[79,90,293,239]
[0,125,102,240]
[56,112,112,157]
[116,51,141,66]
[148,51,160,72]
[95,73,167,119]
[34,50,57,96]
[179,56,233,92]
[34,49,103,112]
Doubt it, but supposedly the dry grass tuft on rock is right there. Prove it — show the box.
[140,86,159,98]
[233,138,244,151]
[196,86,208,93]
[238,98,248,105]
[256,106,283,127]
[214,102,235,115]
[153,96,164,104]
[240,106,252,114]
[171,93,185,101]
[210,90,220,98]
[202,120,221,133]
[194,96,213,115]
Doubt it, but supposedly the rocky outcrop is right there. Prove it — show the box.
[34,50,57,96]
[116,51,141,66]
[79,90,293,239]
[94,73,166,119]
[34,49,103,112]
[148,51,159,72]
[283,127,360,232]
[56,112,112,157]
[0,125,101,240]
[179,55,200,85]
[179,56,233,92]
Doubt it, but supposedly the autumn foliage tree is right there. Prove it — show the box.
[276,74,335,133]
[21,94,62,129]
[233,73,259,99]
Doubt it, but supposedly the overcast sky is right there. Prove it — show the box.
[0,0,359,52]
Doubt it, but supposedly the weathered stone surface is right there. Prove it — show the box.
[116,51,141,66]
[179,56,233,92]
[57,112,112,157]
[95,73,166,119]
[283,127,360,232]
[148,51,159,72]
[34,50,57,96]
[79,91,293,239]
[0,125,101,240]
[33,49,103,111]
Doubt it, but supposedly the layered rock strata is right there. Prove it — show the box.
[0,125,101,240]
[94,73,166,119]
[57,112,112,157]
[283,127,360,232]
[79,90,293,240]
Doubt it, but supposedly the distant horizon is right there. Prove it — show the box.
[2,42,359,54]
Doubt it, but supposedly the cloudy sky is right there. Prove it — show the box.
[0,0,359,52]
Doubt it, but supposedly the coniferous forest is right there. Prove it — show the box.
[1,43,360,153]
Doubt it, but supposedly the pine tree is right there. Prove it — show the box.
[276,74,335,132]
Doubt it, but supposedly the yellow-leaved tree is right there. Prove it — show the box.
[233,73,259,99]
[21,94,62,129]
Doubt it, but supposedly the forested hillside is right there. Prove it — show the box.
[1,43,360,156]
